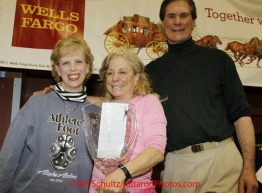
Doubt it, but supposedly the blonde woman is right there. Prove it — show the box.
[0,36,94,193]
[90,52,167,193]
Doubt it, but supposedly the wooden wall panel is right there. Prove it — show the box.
[245,87,262,134]
[0,78,14,149]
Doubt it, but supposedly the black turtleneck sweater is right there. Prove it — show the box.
[145,37,251,151]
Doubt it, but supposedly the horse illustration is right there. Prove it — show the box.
[209,35,222,48]
[225,37,262,67]
[194,35,213,47]
[251,40,262,68]
[224,41,250,66]
[194,35,222,48]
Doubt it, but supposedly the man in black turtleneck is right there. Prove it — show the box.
[145,0,258,193]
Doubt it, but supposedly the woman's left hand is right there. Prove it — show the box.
[96,168,126,193]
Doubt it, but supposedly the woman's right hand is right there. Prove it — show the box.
[96,168,126,193]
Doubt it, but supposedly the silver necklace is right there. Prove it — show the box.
[62,100,79,114]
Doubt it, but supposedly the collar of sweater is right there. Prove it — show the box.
[167,37,196,54]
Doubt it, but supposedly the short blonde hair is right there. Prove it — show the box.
[99,51,156,100]
[50,35,94,83]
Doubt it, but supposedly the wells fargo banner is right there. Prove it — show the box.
[12,0,85,49]
[0,0,261,87]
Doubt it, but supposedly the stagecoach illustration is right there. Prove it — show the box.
[103,14,168,59]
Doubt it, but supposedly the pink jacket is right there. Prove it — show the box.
[90,94,167,193]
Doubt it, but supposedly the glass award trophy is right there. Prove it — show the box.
[82,101,138,176]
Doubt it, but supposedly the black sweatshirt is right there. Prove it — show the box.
[145,37,251,151]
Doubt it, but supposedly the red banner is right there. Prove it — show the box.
[12,0,85,49]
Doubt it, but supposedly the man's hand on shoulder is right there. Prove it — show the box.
[33,85,55,94]
[87,96,103,104]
